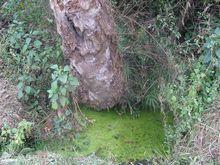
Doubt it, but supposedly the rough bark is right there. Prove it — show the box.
[50,0,124,109]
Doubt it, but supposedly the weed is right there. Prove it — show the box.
[162,28,219,162]
[0,0,69,140]
[48,65,79,111]
[204,27,220,71]
[0,120,33,154]
[1,19,63,113]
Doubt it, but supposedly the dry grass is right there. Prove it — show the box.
[192,97,220,163]
[171,97,220,164]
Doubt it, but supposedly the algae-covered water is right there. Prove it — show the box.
[37,108,167,162]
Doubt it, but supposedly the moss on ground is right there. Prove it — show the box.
[36,108,167,163]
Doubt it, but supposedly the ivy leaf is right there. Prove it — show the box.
[59,74,68,84]
[22,37,31,52]
[52,73,57,80]
[25,86,31,94]
[60,97,68,107]
[9,36,16,44]
[52,101,58,110]
[204,50,212,64]
[203,38,212,48]
[171,96,176,102]
[65,109,72,116]
[216,58,220,68]
[47,89,53,98]
[60,87,67,95]
[51,64,58,70]
[32,30,40,35]
[216,48,220,58]
[51,81,58,91]
[34,40,42,49]
[64,65,70,72]
[214,27,220,36]
[51,94,58,102]
[18,90,23,99]
[69,76,79,86]
[17,82,23,89]
[12,128,18,134]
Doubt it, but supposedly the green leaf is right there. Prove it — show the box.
[59,74,68,84]
[60,97,68,107]
[204,38,212,48]
[204,50,212,64]
[22,37,31,52]
[200,73,206,78]
[47,89,53,98]
[11,128,17,134]
[47,18,53,23]
[60,87,67,95]
[18,90,23,99]
[51,64,58,70]
[52,73,57,80]
[65,109,72,116]
[216,58,220,68]
[64,65,70,72]
[52,101,58,110]
[216,48,220,58]
[171,96,176,102]
[51,81,58,91]
[9,37,16,44]
[17,82,23,89]
[27,52,34,65]
[51,94,58,102]
[25,86,31,94]
[26,37,32,44]
[69,76,79,86]
[34,40,42,49]
[32,30,40,35]
[214,27,220,36]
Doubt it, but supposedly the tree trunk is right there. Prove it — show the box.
[50,0,124,109]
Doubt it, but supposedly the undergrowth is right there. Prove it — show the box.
[114,0,219,111]
[0,0,63,114]
[0,0,80,149]
[114,0,220,163]
[0,0,219,163]
[0,120,33,154]
[162,28,219,164]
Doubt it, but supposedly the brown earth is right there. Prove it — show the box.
[0,75,23,128]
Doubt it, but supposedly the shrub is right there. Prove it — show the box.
[163,28,219,162]
[1,19,63,114]
[0,0,65,115]
[0,120,33,154]
[48,64,79,111]
[1,0,52,28]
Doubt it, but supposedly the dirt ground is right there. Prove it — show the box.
[0,74,22,128]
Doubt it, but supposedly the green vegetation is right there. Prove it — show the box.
[0,120,33,154]
[0,0,63,116]
[162,28,220,164]
[0,0,219,164]
[48,65,79,110]
[36,108,167,162]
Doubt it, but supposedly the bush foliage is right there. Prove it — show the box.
[0,0,219,163]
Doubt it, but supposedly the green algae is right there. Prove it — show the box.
[36,108,167,162]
